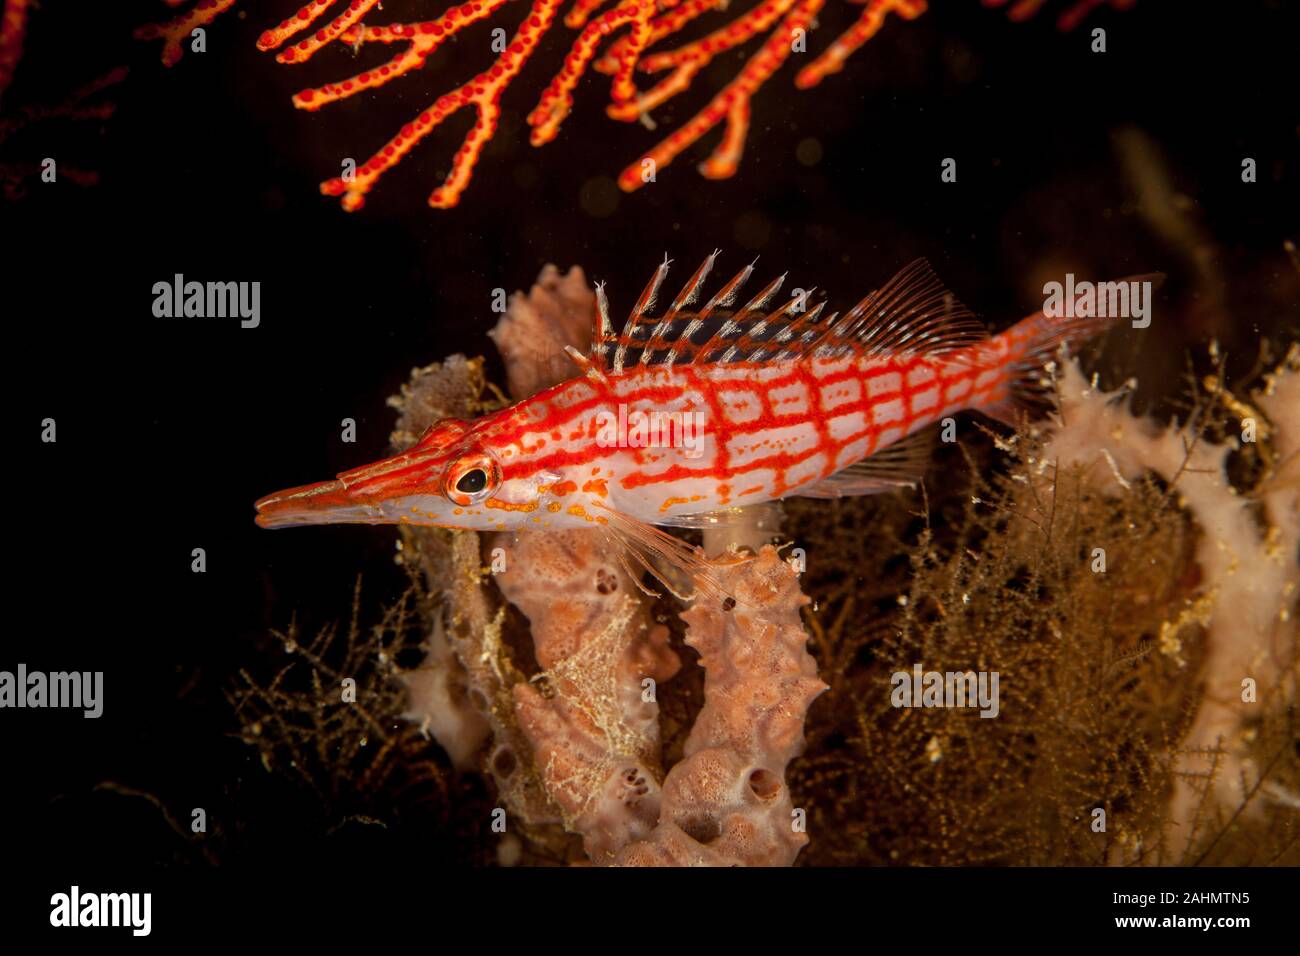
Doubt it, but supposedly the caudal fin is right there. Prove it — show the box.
[983,272,1165,425]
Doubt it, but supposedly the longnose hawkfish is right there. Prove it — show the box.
[255,254,1158,600]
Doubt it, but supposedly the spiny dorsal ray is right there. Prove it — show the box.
[591,254,988,374]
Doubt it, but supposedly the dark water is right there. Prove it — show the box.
[6,0,1297,878]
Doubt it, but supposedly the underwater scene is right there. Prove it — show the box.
[4,0,1297,938]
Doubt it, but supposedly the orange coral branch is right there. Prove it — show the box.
[617,0,822,191]
[795,0,926,89]
[132,0,1135,210]
[528,0,659,145]
[0,0,30,104]
[596,0,721,75]
[983,0,1136,31]
[311,1,565,211]
[565,0,619,29]
[258,0,384,63]
[286,3,512,111]
[605,0,798,122]
[134,0,238,68]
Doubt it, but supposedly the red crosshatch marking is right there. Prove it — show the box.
[490,348,1010,497]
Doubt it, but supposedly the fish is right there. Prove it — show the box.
[255,254,1160,598]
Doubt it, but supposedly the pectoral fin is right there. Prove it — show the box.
[596,505,739,606]
[650,502,780,532]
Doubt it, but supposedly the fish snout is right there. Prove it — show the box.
[255,446,456,528]
[254,479,382,528]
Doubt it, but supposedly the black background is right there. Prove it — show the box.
[3,0,1297,925]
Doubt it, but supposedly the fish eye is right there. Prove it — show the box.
[444,454,499,506]
[456,469,487,494]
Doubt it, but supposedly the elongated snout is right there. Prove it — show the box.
[254,478,388,528]
[255,443,453,528]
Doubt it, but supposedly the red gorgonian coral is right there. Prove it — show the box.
[133,0,1134,211]
[0,0,31,105]
[1,0,126,199]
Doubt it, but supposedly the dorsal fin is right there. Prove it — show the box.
[610,254,672,373]
[589,281,616,371]
[639,249,719,366]
[669,258,755,368]
[590,254,988,372]
[816,258,988,360]
[563,344,609,386]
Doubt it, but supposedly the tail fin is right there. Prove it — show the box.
[983,272,1165,425]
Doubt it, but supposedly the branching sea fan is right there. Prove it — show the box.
[131,0,1135,210]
